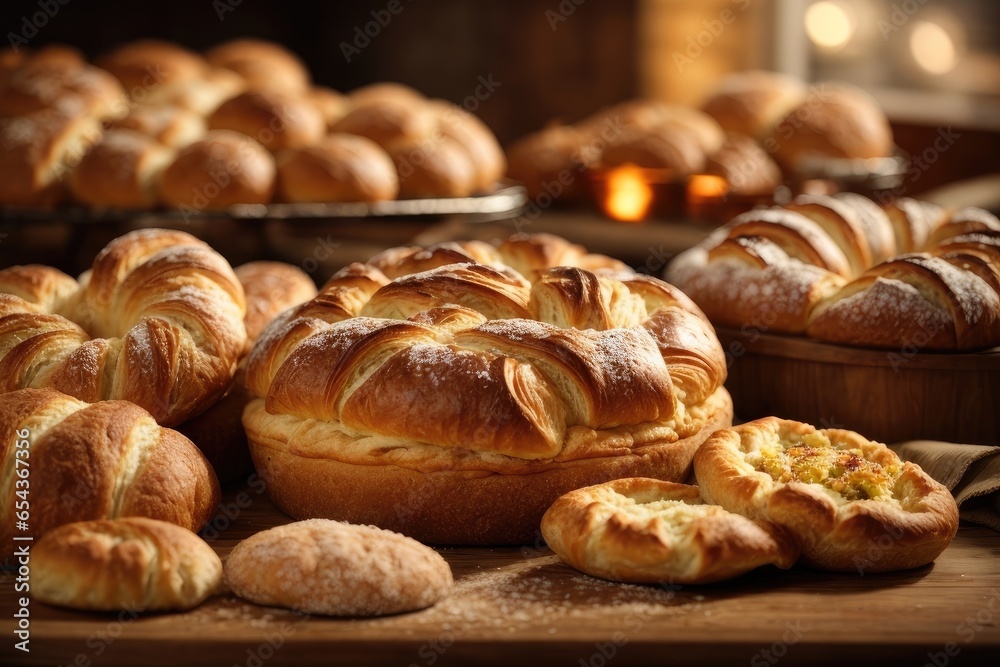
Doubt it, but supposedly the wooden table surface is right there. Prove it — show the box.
[3,483,999,667]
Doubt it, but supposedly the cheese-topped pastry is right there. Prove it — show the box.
[694,417,958,572]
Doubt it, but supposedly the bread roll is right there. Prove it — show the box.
[141,68,245,117]
[109,104,206,148]
[159,130,275,210]
[33,517,222,611]
[694,418,959,572]
[601,123,705,174]
[348,81,425,106]
[0,61,126,119]
[330,97,436,150]
[506,125,598,201]
[277,133,399,203]
[205,39,310,94]
[69,129,173,208]
[705,133,781,196]
[0,109,102,207]
[429,100,506,193]
[389,137,476,199]
[541,478,797,584]
[701,70,807,141]
[308,86,350,130]
[208,90,325,151]
[0,388,221,552]
[224,519,453,616]
[96,40,208,92]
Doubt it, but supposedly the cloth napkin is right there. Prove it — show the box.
[891,441,1000,531]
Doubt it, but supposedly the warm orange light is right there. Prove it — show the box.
[688,174,729,200]
[603,166,654,223]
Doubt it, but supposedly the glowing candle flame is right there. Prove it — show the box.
[603,166,654,223]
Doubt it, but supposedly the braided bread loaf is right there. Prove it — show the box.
[0,229,247,425]
[243,236,730,544]
[1,388,220,553]
[667,195,1000,350]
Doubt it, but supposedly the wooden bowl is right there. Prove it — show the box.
[716,326,1000,446]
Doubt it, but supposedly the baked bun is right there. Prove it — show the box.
[0,110,102,207]
[208,90,325,151]
[109,104,206,148]
[205,39,310,94]
[601,124,705,174]
[0,388,221,551]
[141,68,246,117]
[430,100,506,193]
[308,86,350,130]
[33,517,222,611]
[0,62,126,119]
[276,133,399,203]
[235,261,318,342]
[506,125,598,201]
[348,82,425,106]
[541,478,797,584]
[330,97,436,150]
[705,133,782,196]
[389,137,476,199]
[693,418,959,572]
[0,229,247,425]
[701,70,807,141]
[96,40,208,91]
[224,519,453,616]
[770,83,893,169]
[68,129,173,208]
[243,236,731,544]
[160,130,276,210]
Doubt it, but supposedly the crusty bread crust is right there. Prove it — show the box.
[541,478,797,584]
[693,417,959,572]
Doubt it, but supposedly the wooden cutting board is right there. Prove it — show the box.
[2,483,999,667]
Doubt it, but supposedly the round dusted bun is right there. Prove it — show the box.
[277,133,399,203]
[601,124,705,174]
[33,517,222,612]
[205,39,310,94]
[224,519,453,616]
[160,130,275,210]
[0,110,102,208]
[68,129,173,208]
[109,104,206,148]
[389,137,476,199]
[694,418,959,572]
[705,133,782,196]
[308,86,350,130]
[208,90,325,151]
[770,83,893,169]
[330,97,436,150]
[430,100,506,193]
[141,68,245,117]
[96,39,208,91]
[701,70,807,141]
[541,478,798,584]
[243,237,731,545]
[0,62,126,119]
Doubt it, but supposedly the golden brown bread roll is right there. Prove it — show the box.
[32,517,222,611]
[208,90,325,151]
[601,123,705,174]
[0,109,102,208]
[0,61,127,119]
[429,100,506,193]
[96,40,208,92]
[159,130,276,210]
[140,68,245,117]
[205,39,310,94]
[0,388,221,552]
[276,133,399,203]
[389,137,476,199]
[541,478,797,584]
[705,133,782,196]
[769,83,894,169]
[308,85,350,130]
[224,519,453,616]
[701,70,807,141]
[330,97,436,151]
[0,229,247,425]
[506,125,598,201]
[668,196,1000,349]
[693,418,959,572]
[349,81,425,106]
[235,261,318,342]
[243,236,731,544]
[109,104,206,148]
[68,129,173,208]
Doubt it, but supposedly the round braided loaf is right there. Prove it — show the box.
[243,236,731,544]
[0,229,247,426]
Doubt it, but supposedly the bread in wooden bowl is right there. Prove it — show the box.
[0,388,220,553]
[0,228,247,426]
[224,519,453,616]
[33,517,222,611]
[668,195,1000,350]
[243,234,731,545]
[541,478,797,584]
[693,417,959,572]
